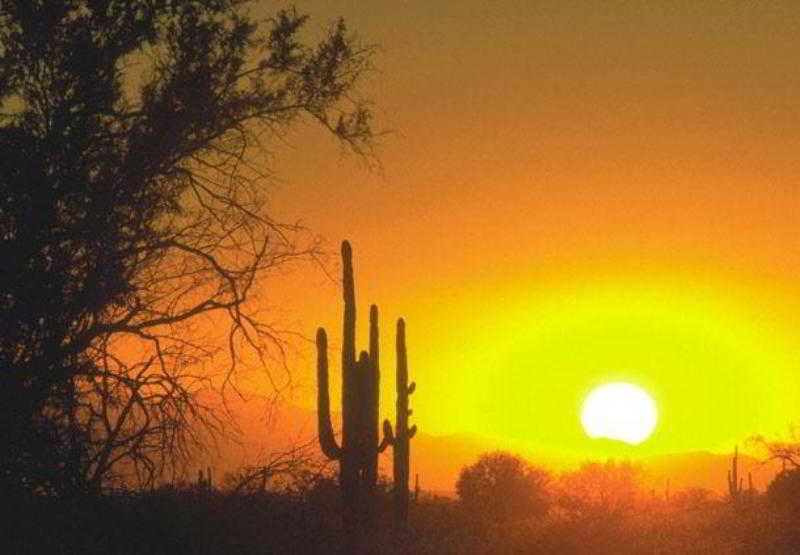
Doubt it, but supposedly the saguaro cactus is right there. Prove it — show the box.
[316,241,387,538]
[195,467,212,491]
[728,445,744,501]
[384,318,417,525]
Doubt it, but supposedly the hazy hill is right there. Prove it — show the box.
[191,392,782,496]
[642,450,782,496]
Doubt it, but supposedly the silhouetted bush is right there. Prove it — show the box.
[456,451,550,523]
[557,460,643,518]
[767,468,800,513]
[6,456,800,553]
[671,486,716,511]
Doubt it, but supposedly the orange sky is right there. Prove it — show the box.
[220,1,800,466]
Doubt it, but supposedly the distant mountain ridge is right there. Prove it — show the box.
[193,391,783,496]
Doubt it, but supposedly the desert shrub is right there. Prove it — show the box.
[671,486,717,511]
[456,451,550,523]
[767,468,800,514]
[557,460,644,518]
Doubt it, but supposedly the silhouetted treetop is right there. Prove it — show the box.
[0,0,375,494]
[456,451,550,522]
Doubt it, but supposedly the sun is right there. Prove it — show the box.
[580,382,657,445]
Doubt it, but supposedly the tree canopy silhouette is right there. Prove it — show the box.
[557,460,643,518]
[456,451,550,523]
[767,468,800,514]
[0,0,374,495]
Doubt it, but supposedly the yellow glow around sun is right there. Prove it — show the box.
[580,382,657,445]
[386,272,800,461]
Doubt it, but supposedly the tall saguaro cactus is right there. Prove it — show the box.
[316,241,387,539]
[384,318,417,525]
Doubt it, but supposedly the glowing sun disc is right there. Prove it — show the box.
[580,382,657,445]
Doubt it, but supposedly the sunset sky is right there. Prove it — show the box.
[235,1,800,463]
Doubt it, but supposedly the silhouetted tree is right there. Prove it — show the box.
[456,451,550,523]
[766,468,800,514]
[557,460,643,517]
[751,432,800,470]
[0,0,374,495]
[228,439,331,495]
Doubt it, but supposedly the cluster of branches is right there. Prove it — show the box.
[751,430,800,471]
[0,0,373,495]
[226,438,333,495]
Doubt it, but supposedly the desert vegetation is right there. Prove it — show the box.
[6,450,800,554]
[314,240,418,550]
[4,1,800,554]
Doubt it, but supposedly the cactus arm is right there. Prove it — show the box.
[366,306,381,464]
[396,318,407,400]
[380,419,395,452]
[369,305,379,377]
[316,328,342,460]
[356,349,372,459]
[383,419,395,444]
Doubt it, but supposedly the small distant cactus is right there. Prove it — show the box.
[728,446,744,501]
[196,467,213,491]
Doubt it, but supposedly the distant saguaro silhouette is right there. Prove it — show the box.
[728,446,743,501]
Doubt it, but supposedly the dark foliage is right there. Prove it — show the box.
[6,468,800,554]
[0,0,373,495]
[766,468,800,513]
[456,451,550,523]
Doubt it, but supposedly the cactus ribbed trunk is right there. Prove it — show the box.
[340,241,359,535]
